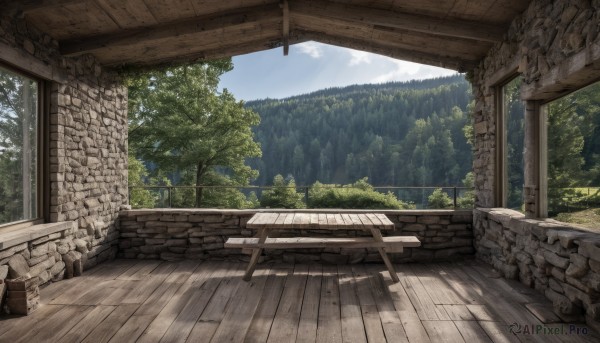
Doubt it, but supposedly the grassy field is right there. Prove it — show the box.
[553,208,600,230]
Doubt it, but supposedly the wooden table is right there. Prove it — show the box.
[224,212,421,282]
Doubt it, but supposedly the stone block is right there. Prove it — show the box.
[566,254,589,278]
[8,254,30,279]
[5,295,39,315]
[0,265,8,280]
[321,253,348,264]
[544,251,569,269]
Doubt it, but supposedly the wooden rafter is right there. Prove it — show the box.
[109,34,308,67]
[281,0,289,56]
[291,0,505,43]
[59,4,281,56]
[299,31,478,72]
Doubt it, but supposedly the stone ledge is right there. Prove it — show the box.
[0,222,74,250]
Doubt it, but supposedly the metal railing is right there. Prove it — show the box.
[128,185,473,209]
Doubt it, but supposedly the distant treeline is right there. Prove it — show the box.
[246,74,473,189]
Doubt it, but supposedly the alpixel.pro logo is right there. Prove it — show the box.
[509,322,589,336]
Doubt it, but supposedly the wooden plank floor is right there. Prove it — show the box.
[0,259,598,343]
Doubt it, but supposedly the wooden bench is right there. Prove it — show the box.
[224,212,421,282]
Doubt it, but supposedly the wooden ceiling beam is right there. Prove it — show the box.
[298,30,478,72]
[281,0,290,56]
[290,0,505,43]
[59,4,281,56]
[110,34,307,68]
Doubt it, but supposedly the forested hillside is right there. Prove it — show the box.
[246,74,473,188]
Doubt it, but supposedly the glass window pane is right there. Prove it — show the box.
[0,66,38,225]
[503,76,525,211]
[546,82,600,229]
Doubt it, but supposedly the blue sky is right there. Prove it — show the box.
[219,41,458,101]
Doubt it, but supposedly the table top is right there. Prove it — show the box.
[246,212,395,230]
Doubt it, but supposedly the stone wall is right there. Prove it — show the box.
[0,14,126,311]
[118,209,473,264]
[469,0,600,208]
[474,208,600,328]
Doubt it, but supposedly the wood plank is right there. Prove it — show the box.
[21,305,93,342]
[366,266,409,342]
[357,214,374,229]
[334,214,345,228]
[290,0,504,42]
[317,213,328,228]
[381,266,431,343]
[245,265,293,343]
[348,213,364,227]
[351,264,387,343]
[337,265,367,343]
[524,303,562,324]
[210,266,271,342]
[81,304,140,343]
[108,261,199,342]
[243,228,268,281]
[369,228,400,282]
[0,304,65,340]
[59,3,281,56]
[309,213,319,228]
[429,262,487,305]
[316,265,342,343]
[160,263,241,342]
[274,212,287,226]
[422,320,465,343]
[117,259,161,281]
[412,264,465,305]
[398,265,449,320]
[466,305,499,321]
[136,261,224,343]
[443,304,475,320]
[375,213,394,228]
[225,236,421,249]
[296,264,323,343]
[59,305,116,343]
[478,321,521,343]
[326,213,338,229]
[293,213,310,229]
[266,264,308,342]
[121,262,177,304]
[454,320,493,342]
[284,212,296,226]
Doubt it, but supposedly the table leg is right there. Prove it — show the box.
[243,228,268,281]
[370,228,400,282]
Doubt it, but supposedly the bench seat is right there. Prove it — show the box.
[225,236,420,252]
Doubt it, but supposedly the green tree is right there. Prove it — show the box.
[427,188,453,209]
[127,61,261,207]
[128,155,156,209]
[260,174,305,209]
[456,172,475,208]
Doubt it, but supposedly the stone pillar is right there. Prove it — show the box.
[523,100,540,217]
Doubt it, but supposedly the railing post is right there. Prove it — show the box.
[304,187,309,207]
[168,187,172,208]
[453,186,457,209]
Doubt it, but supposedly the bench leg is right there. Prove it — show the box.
[243,229,267,281]
[370,229,400,283]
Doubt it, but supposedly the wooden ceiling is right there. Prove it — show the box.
[6,0,532,71]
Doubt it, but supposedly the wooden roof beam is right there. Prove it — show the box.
[59,4,281,57]
[298,31,478,72]
[281,0,290,56]
[111,34,308,68]
[291,0,505,43]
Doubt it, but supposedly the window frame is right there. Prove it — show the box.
[495,73,524,209]
[0,62,48,230]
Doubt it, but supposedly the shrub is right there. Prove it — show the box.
[308,178,413,209]
[427,188,454,209]
[260,175,306,209]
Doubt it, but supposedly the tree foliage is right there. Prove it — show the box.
[127,61,261,207]
[260,174,305,209]
[308,178,413,209]
[246,75,473,206]
[427,188,453,209]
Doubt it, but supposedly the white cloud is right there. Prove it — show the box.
[371,58,455,83]
[347,49,372,66]
[295,42,323,59]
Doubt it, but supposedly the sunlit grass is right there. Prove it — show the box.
[553,208,600,230]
